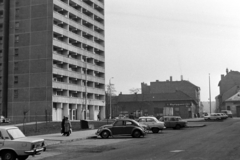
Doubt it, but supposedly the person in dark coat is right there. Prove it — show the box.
[61,116,66,135]
[63,117,72,136]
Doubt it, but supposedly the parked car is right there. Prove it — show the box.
[219,113,228,119]
[159,116,187,129]
[138,116,165,133]
[0,126,46,160]
[96,119,147,138]
[204,113,222,120]
[221,110,233,118]
[0,116,10,123]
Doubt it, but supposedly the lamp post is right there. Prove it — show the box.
[209,73,212,114]
[109,77,114,119]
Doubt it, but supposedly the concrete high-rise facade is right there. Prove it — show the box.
[0,0,105,122]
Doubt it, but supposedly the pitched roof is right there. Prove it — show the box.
[225,91,240,102]
[118,90,195,103]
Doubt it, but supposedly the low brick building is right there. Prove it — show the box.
[111,78,200,119]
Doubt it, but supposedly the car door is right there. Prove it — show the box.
[138,118,147,126]
[112,120,125,135]
[125,121,136,135]
[169,117,177,128]
[164,117,171,128]
[146,118,155,127]
[0,131,4,147]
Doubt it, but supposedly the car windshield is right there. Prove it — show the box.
[7,128,25,139]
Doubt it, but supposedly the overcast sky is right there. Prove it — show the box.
[105,0,240,101]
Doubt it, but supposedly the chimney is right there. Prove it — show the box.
[221,74,224,80]
[170,76,172,81]
[226,68,229,74]
[181,75,183,81]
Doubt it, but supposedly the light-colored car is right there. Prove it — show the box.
[218,113,228,119]
[96,119,147,138]
[159,116,187,129]
[0,116,10,123]
[138,116,165,133]
[221,110,233,118]
[204,113,222,120]
[0,126,46,160]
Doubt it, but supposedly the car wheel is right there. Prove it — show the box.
[18,155,29,160]
[1,151,17,160]
[152,128,159,133]
[175,124,181,129]
[132,130,141,138]
[100,131,110,139]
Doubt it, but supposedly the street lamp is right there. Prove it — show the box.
[109,77,114,119]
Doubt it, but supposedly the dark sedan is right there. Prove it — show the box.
[96,119,147,138]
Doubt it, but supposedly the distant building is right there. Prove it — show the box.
[216,69,240,117]
[0,0,105,122]
[111,77,201,119]
[201,101,216,114]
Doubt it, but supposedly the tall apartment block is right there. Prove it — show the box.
[0,0,105,122]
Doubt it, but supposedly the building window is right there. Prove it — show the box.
[14,90,18,98]
[15,48,19,57]
[14,62,18,71]
[15,22,20,30]
[15,35,19,43]
[227,106,230,110]
[14,76,18,84]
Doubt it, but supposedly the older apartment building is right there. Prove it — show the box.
[0,0,105,122]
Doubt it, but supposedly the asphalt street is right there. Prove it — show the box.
[28,118,240,160]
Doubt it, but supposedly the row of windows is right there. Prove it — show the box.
[53,45,104,67]
[13,88,105,100]
[53,73,105,89]
[60,0,104,16]
[54,4,104,33]
[53,59,104,78]
[54,18,104,46]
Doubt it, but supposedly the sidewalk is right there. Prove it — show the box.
[28,121,206,147]
[30,129,98,146]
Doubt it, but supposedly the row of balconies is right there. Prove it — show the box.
[53,88,105,100]
[53,3,104,32]
[53,45,104,67]
[53,11,104,41]
[53,59,104,79]
[53,73,105,89]
[53,30,104,56]
[53,19,104,47]
[59,0,104,17]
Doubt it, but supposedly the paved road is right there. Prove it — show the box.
[28,118,240,160]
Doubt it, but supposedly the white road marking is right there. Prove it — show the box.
[170,150,185,153]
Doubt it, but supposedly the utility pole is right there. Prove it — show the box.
[109,77,114,119]
[209,73,212,114]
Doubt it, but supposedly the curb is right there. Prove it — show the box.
[45,135,97,146]
[187,124,206,128]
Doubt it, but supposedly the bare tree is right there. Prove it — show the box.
[106,83,117,96]
[129,88,141,94]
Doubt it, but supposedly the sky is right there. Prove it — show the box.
[105,0,240,101]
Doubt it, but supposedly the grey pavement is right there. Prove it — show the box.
[29,129,98,146]
[27,120,206,147]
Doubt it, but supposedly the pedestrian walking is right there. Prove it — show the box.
[97,114,100,121]
[63,117,72,136]
[61,116,66,135]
